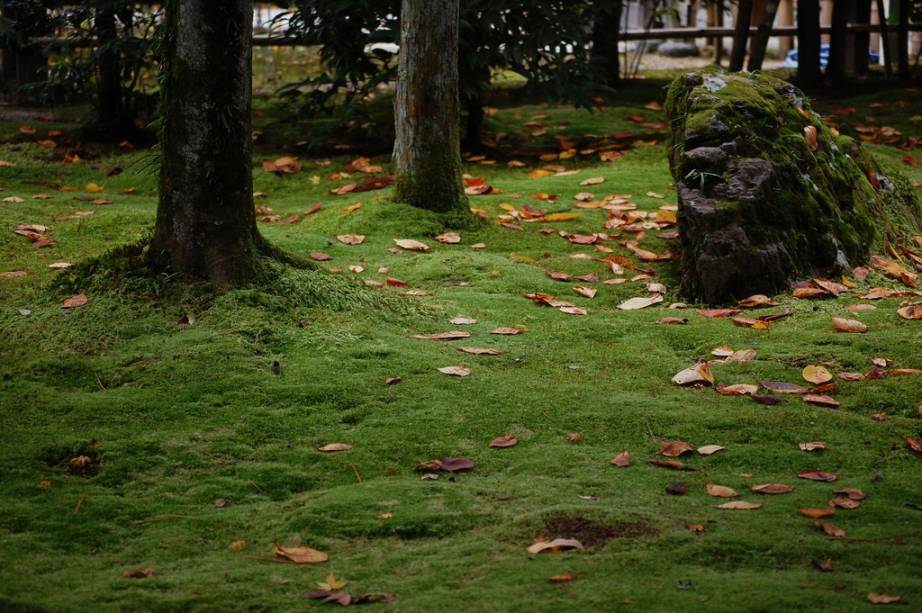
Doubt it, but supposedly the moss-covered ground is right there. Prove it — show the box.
[1,75,921,612]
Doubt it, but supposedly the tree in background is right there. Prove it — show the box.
[590,1,625,86]
[0,0,50,99]
[393,0,467,215]
[728,0,753,71]
[150,0,269,284]
[796,0,821,84]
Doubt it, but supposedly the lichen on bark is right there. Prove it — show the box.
[665,70,921,304]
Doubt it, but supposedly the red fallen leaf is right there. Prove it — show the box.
[523,292,555,306]
[793,286,832,299]
[385,277,407,287]
[760,381,808,394]
[798,469,838,482]
[751,483,794,494]
[548,573,574,583]
[273,544,328,564]
[317,443,352,452]
[800,507,836,518]
[902,155,919,167]
[834,487,865,500]
[304,203,321,216]
[821,523,847,538]
[647,460,698,471]
[832,317,868,333]
[547,271,571,281]
[309,252,332,261]
[659,440,695,457]
[62,293,88,308]
[906,436,922,454]
[751,394,782,405]
[416,457,474,472]
[697,308,741,318]
[488,435,518,448]
[611,450,631,467]
[814,278,848,296]
[411,331,471,341]
[829,497,860,509]
[122,566,155,578]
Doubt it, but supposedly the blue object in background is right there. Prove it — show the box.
[783,43,879,68]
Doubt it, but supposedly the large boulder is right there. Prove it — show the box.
[664,70,921,304]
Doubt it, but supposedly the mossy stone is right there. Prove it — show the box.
[665,70,921,304]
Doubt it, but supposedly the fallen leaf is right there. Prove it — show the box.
[798,469,838,482]
[274,544,328,564]
[412,331,471,341]
[309,252,332,261]
[580,176,605,186]
[84,182,104,193]
[867,593,901,605]
[415,457,475,472]
[800,507,836,519]
[489,436,518,448]
[438,365,471,377]
[716,383,758,396]
[394,238,431,252]
[573,286,597,299]
[698,309,741,318]
[647,459,698,471]
[738,294,780,308]
[317,443,353,452]
[828,497,860,510]
[697,445,725,456]
[435,232,461,244]
[760,381,808,394]
[672,362,714,386]
[384,376,401,386]
[527,538,584,554]
[802,365,833,384]
[611,450,631,467]
[657,317,688,325]
[706,483,738,498]
[666,482,688,496]
[660,440,695,457]
[799,441,827,452]
[491,327,521,335]
[565,432,582,443]
[897,303,922,320]
[906,435,922,454]
[548,573,574,583]
[717,501,761,510]
[122,566,154,578]
[228,540,247,551]
[803,394,840,408]
[686,524,705,533]
[458,346,501,355]
[833,487,865,500]
[832,316,868,333]
[821,522,847,538]
[751,483,794,494]
[618,295,664,310]
[62,293,88,308]
[751,394,782,405]
[336,234,365,245]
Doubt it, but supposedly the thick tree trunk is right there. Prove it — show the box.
[854,0,872,75]
[591,1,623,86]
[797,0,822,85]
[747,0,780,71]
[394,0,467,214]
[826,0,851,86]
[150,0,265,285]
[897,0,909,79]
[93,5,126,134]
[729,0,754,71]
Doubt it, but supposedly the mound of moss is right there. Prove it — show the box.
[665,70,921,304]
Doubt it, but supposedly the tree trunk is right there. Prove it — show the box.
[150,0,266,285]
[1,2,49,99]
[747,0,780,71]
[94,5,125,134]
[897,0,909,79]
[797,0,822,85]
[591,1,623,86]
[854,0,872,75]
[876,0,893,78]
[394,0,467,214]
[729,0,754,71]
[826,0,851,85]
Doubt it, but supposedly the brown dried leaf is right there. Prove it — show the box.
[122,566,155,578]
[489,435,518,448]
[62,293,88,308]
[336,234,365,245]
[798,469,838,482]
[394,238,431,252]
[412,331,471,341]
[803,394,840,408]
[800,507,836,519]
[706,483,738,498]
[832,317,868,333]
[672,362,714,386]
[611,450,631,467]
[821,523,847,538]
[751,483,794,495]
[438,365,471,377]
[317,443,353,452]
[799,441,827,452]
[717,501,762,510]
[867,593,901,605]
[659,440,695,457]
[458,346,501,355]
[527,538,584,554]
[274,544,329,564]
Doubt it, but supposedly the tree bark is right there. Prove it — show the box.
[729,0,754,71]
[797,0,822,85]
[591,1,624,86]
[826,0,851,86]
[94,4,125,134]
[394,0,467,215]
[876,0,892,78]
[897,0,909,79]
[150,0,265,285]
[747,0,780,71]
[854,0,872,75]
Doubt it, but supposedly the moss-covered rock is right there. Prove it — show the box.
[665,70,921,304]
